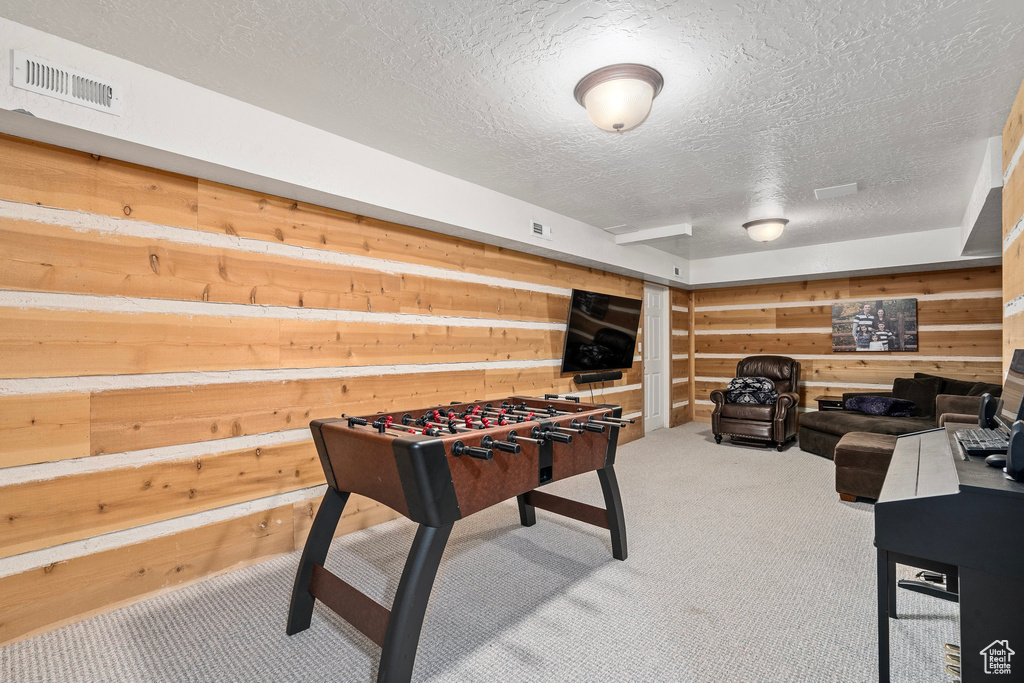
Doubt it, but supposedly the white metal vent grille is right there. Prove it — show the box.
[531,220,552,240]
[11,50,121,116]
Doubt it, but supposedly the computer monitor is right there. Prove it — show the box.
[994,349,1024,431]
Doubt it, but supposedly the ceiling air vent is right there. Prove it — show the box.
[531,220,553,240]
[11,50,121,116]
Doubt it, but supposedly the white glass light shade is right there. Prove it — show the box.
[583,78,655,133]
[743,219,788,242]
[574,64,664,133]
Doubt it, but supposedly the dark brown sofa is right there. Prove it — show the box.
[799,373,1001,459]
[710,355,800,451]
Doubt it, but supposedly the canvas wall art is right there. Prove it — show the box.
[831,299,918,352]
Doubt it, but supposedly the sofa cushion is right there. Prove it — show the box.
[799,409,932,438]
[834,432,898,471]
[913,372,1001,398]
[720,403,775,421]
[892,376,943,418]
[844,395,916,417]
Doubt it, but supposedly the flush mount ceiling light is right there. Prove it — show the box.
[573,63,664,133]
[742,218,789,242]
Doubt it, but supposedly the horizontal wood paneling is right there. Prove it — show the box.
[0,308,281,378]
[0,132,646,645]
[1004,77,1024,174]
[694,357,1002,386]
[693,299,1000,328]
[0,134,198,229]
[694,266,1001,308]
[694,329,1000,356]
[0,441,322,559]
[1005,313,1024,374]
[0,504,294,647]
[88,361,642,456]
[280,322,562,369]
[0,218,569,322]
[0,308,565,377]
[694,267,1003,423]
[672,358,690,379]
[292,494,401,550]
[671,382,690,404]
[1006,81,1024,377]
[0,393,90,468]
[1004,158,1024,239]
[197,180,640,297]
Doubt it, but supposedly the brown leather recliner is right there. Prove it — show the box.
[710,355,801,451]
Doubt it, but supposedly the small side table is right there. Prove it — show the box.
[815,395,845,411]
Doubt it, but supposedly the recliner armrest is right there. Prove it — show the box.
[776,392,798,411]
[710,389,726,406]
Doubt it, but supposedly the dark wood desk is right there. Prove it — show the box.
[875,425,1024,681]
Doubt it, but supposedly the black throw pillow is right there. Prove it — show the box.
[892,376,943,418]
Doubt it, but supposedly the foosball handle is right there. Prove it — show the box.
[572,418,604,433]
[346,416,368,427]
[451,440,493,460]
[533,426,572,444]
[482,435,521,454]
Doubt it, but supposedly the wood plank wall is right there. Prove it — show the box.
[1003,76,1024,373]
[669,287,693,426]
[689,267,1003,423]
[0,133,644,645]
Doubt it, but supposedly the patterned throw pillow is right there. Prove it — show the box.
[725,377,779,405]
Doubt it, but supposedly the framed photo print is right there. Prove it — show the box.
[831,299,918,352]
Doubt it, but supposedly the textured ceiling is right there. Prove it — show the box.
[6,0,1024,259]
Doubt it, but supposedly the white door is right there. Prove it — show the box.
[644,284,669,433]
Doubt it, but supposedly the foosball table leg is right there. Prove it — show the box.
[286,487,350,635]
[515,494,537,527]
[377,522,454,683]
[597,466,627,561]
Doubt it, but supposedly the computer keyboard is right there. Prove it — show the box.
[954,427,1009,456]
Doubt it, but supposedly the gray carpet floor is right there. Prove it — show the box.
[0,423,957,682]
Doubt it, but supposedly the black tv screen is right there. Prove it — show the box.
[560,289,642,374]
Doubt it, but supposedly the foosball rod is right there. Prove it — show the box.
[588,416,627,428]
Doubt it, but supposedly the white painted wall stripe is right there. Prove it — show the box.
[0,428,312,486]
[694,353,1002,362]
[671,353,688,360]
[0,358,562,396]
[0,289,564,330]
[1005,295,1024,318]
[1004,215,1024,253]
[671,329,689,336]
[693,290,1002,312]
[671,305,689,313]
[0,199,572,297]
[0,485,328,580]
[1004,132,1024,184]
[671,400,690,409]
[694,375,889,390]
[693,324,1000,335]
[671,377,688,384]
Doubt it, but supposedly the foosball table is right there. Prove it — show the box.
[286,394,633,682]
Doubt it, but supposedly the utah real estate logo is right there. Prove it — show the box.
[980,640,1015,675]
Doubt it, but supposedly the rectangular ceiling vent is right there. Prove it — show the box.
[531,220,553,240]
[673,266,682,277]
[11,50,121,116]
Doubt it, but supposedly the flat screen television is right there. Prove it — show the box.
[560,289,642,374]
